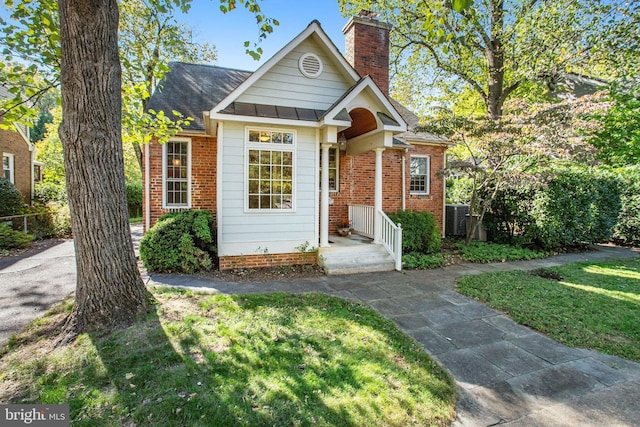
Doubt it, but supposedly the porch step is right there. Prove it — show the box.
[319,240,396,275]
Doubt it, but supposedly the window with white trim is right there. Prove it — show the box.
[3,153,14,184]
[410,155,430,195]
[247,128,295,210]
[163,139,190,207]
[319,146,339,192]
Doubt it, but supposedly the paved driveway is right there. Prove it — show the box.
[0,240,76,345]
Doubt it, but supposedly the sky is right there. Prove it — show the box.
[175,0,350,71]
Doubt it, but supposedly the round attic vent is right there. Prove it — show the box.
[299,53,323,78]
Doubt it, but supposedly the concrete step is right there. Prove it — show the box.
[319,243,396,275]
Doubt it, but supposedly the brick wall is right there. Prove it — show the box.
[0,127,31,203]
[219,251,317,271]
[329,144,446,233]
[143,135,217,229]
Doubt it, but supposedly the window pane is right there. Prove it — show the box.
[165,141,189,206]
[409,156,429,194]
[249,150,259,163]
[246,131,294,210]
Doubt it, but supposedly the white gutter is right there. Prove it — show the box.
[442,150,447,237]
[401,154,406,210]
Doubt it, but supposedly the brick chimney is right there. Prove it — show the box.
[343,11,391,95]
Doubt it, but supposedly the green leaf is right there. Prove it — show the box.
[452,0,473,13]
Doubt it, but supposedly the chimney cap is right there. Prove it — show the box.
[358,10,380,20]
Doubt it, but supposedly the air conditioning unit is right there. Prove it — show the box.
[445,204,469,236]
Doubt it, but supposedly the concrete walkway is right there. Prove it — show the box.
[146,245,640,427]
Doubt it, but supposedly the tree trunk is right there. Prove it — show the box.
[486,0,506,120]
[57,0,152,341]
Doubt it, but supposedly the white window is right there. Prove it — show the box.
[319,146,339,192]
[3,153,14,184]
[410,155,430,195]
[246,128,295,211]
[163,139,191,208]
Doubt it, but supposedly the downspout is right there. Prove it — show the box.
[401,152,406,211]
[442,149,447,237]
[144,142,150,232]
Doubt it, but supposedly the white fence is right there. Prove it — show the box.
[348,204,374,238]
[348,204,403,271]
[378,211,402,271]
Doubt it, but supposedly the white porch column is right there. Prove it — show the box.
[373,147,384,243]
[320,143,331,247]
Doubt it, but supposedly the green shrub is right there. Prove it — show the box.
[484,168,621,249]
[25,203,72,239]
[140,209,216,273]
[0,178,25,217]
[613,166,640,246]
[125,180,142,218]
[0,223,32,249]
[402,252,445,269]
[34,181,67,204]
[387,210,441,254]
[456,241,547,263]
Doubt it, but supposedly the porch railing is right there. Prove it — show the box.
[348,204,374,238]
[378,211,402,271]
[348,204,403,271]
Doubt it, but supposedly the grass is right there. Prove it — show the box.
[457,258,640,362]
[0,288,456,426]
[402,252,445,270]
[129,217,142,224]
[456,241,547,263]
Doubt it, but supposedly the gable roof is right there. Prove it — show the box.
[147,62,252,131]
[210,20,360,120]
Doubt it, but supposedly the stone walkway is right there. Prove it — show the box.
[146,245,640,427]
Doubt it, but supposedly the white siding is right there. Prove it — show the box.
[218,121,318,256]
[237,38,353,110]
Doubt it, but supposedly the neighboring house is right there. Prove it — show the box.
[0,85,36,204]
[144,14,451,273]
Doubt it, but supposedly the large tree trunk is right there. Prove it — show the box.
[487,0,506,120]
[58,0,152,341]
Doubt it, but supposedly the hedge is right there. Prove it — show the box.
[613,166,640,246]
[387,210,441,254]
[484,168,621,250]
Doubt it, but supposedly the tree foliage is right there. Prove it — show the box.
[339,0,634,119]
[589,85,640,167]
[424,95,607,242]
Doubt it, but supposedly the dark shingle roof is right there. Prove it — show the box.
[147,62,252,131]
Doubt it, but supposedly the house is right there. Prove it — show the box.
[144,13,451,273]
[1,85,37,204]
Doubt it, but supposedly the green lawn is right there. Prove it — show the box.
[457,258,640,361]
[0,289,456,426]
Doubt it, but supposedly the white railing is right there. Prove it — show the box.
[348,204,374,238]
[348,204,403,271]
[378,210,403,271]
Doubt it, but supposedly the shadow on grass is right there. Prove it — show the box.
[21,290,451,426]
